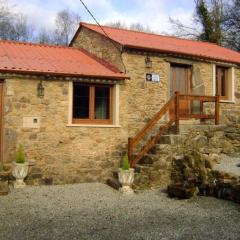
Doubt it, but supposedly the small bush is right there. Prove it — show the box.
[16,144,25,164]
[122,155,130,170]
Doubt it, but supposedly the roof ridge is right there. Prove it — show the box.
[80,22,223,48]
[0,39,82,51]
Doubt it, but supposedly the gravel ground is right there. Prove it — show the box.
[0,183,240,240]
[213,155,240,177]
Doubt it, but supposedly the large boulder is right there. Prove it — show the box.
[168,183,198,199]
[232,184,240,203]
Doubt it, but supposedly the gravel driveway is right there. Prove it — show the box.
[0,183,239,240]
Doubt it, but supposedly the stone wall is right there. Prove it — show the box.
[3,78,129,185]
[71,27,125,72]
[122,52,169,135]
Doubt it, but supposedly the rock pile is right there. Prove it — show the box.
[168,125,240,203]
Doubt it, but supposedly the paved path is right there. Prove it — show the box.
[0,183,239,240]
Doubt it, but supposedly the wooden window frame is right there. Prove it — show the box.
[216,66,229,100]
[72,83,113,125]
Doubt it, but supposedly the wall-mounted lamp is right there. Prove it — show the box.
[37,80,44,98]
[145,56,152,68]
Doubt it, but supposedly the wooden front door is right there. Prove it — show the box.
[170,64,191,117]
[0,81,3,163]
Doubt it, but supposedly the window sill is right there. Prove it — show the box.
[66,124,121,128]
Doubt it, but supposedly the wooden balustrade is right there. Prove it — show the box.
[128,92,220,167]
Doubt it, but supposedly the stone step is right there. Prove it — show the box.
[149,144,172,154]
[157,134,185,145]
[179,124,225,134]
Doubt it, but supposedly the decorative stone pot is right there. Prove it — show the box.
[118,168,134,194]
[12,162,29,189]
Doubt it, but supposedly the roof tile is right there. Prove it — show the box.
[80,22,240,65]
[0,40,126,79]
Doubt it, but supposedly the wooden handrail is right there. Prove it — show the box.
[130,95,175,148]
[128,92,220,167]
[179,94,217,102]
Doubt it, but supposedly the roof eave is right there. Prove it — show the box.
[0,69,129,80]
[124,45,240,66]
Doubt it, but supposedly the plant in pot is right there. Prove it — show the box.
[118,155,134,194]
[12,144,29,188]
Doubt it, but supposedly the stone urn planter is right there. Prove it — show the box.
[12,162,29,188]
[118,156,134,194]
[12,144,29,189]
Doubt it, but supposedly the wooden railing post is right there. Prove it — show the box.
[128,137,133,167]
[200,100,204,114]
[215,94,220,125]
[200,100,204,123]
[175,91,180,134]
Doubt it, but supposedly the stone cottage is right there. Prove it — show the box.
[0,22,240,184]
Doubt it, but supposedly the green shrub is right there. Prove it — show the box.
[122,155,130,170]
[16,144,25,164]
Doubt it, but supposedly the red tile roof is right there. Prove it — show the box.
[78,22,240,65]
[0,40,126,79]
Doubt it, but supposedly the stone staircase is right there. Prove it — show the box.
[133,133,185,190]
[107,123,223,191]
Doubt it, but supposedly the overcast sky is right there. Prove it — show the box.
[11,0,196,34]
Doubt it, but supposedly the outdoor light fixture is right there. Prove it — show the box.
[145,56,152,68]
[37,80,44,98]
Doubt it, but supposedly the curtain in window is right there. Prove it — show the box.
[95,87,109,119]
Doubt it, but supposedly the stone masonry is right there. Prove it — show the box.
[3,78,128,184]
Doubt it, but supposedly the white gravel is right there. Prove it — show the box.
[213,155,240,177]
[0,183,240,240]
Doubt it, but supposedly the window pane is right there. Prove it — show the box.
[95,87,110,119]
[170,67,173,96]
[221,69,226,96]
[182,68,186,94]
[73,84,89,119]
[216,67,228,97]
[176,67,180,92]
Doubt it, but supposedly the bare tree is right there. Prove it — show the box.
[37,28,53,44]
[0,0,34,41]
[106,21,154,33]
[54,9,81,46]
[107,20,127,29]
[129,23,153,33]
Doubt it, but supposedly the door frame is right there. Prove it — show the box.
[169,63,192,118]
